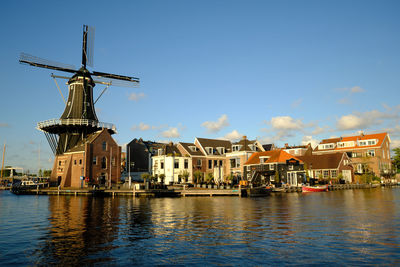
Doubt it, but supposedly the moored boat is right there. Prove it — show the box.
[302,185,328,192]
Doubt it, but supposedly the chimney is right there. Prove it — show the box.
[285,143,289,148]
[242,136,247,140]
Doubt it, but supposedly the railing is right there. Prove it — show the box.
[37,119,116,132]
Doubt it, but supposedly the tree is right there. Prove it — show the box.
[205,172,214,184]
[193,170,203,184]
[141,173,151,184]
[159,174,165,185]
[181,170,189,183]
[38,169,43,177]
[275,170,280,185]
[393,147,400,173]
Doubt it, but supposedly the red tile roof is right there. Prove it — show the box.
[244,150,302,165]
[316,132,388,151]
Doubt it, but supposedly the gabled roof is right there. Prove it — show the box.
[315,132,388,151]
[178,142,205,156]
[244,150,302,165]
[297,153,345,170]
[195,137,232,155]
[157,142,181,156]
[262,144,274,151]
[65,130,106,153]
[232,137,261,152]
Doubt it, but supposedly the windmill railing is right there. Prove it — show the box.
[37,119,116,132]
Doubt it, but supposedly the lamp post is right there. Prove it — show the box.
[128,147,131,189]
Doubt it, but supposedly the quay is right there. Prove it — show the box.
[4,182,398,197]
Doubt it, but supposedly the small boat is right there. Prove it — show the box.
[11,179,47,194]
[302,185,328,192]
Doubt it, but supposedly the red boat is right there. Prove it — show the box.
[302,185,328,192]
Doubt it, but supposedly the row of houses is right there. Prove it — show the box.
[125,132,393,186]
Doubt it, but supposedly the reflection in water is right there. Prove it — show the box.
[0,188,400,265]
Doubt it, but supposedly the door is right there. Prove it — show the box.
[342,170,352,183]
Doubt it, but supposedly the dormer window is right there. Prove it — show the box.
[189,146,198,152]
[206,147,213,155]
[232,145,242,151]
[217,147,225,154]
[260,156,270,163]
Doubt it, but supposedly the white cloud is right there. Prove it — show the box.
[128,92,145,101]
[336,114,366,131]
[391,139,400,149]
[201,114,229,133]
[131,122,151,131]
[224,130,243,141]
[312,126,327,135]
[350,86,365,94]
[301,136,319,149]
[270,116,303,130]
[161,127,180,138]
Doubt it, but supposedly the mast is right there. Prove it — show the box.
[1,143,5,179]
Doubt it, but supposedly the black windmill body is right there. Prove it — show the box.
[20,25,139,155]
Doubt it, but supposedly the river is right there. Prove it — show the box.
[0,187,399,265]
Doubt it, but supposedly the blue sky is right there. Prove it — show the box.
[1,0,400,172]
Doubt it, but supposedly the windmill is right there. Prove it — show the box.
[20,25,139,155]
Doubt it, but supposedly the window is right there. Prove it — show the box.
[232,145,241,151]
[93,157,97,165]
[219,160,223,167]
[288,165,294,170]
[158,149,163,156]
[112,157,115,166]
[208,160,212,169]
[174,159,179,169]
[161,161,164,169]
[323,170,329,178]
[367,149,375,157]
[74,160,77,165]
[315,170,321,178]
[102,141,107,151]
[236,158,240,168]
[59,161,61,166]
[207,148,213,154]
[101,157,107,169]
[260,158,265,163]
[368,140,376,146]
[184,159,188,169]
[270,164,274,170]
[214,160,217,167]
[197,159,202,166]
[331,170,337,178]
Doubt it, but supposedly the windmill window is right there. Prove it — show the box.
[102,141,107,151]
[101,157,107,169]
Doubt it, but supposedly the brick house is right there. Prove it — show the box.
[313,132,392,179]
[297,153,354,183]
[177,142,207,183]
[225,136,265,181]
[50,129,121,188]
[194,137,232,183]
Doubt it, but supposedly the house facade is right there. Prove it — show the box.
[298,153,354,183]
[126,138,163,181]
[225,136,265,181]
[51,129,121,188]
[152,143,192,184]
[313,132,392,178]
[243,150,305,186]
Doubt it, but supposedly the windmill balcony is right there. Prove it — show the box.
[37,118,116,133]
